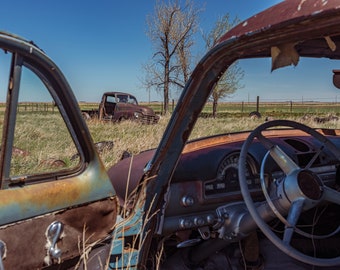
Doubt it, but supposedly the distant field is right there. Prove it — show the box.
[3,101,340,172]
[0,101,336,117]
[86,112,340,168]
[77,100,340,167]
[79,101,340,118]
[134,101,340,117]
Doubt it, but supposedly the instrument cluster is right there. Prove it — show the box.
[204,152,261,197]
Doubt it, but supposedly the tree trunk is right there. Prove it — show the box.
[164,84,169,114]
[163,59,170,114]
[212,98,218,118]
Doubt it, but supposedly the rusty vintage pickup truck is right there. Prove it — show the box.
[0,0,340,269]
[81,91,159,124]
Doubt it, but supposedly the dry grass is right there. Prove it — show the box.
[88,114,340,169]
[11,112,79,176]
[6,110,340,175]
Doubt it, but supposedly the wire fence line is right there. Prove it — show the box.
[0,102,57,113]
[146,99,340,116]
[17,102,57,112]
[0,99,338,116]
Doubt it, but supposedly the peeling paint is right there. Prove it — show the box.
[312,10,323,15]
[325,36,336,51]
[298,0,307,11]
[218,0,340,48]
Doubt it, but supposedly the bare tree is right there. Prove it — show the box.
[203,14,244,118]
[144,0,199,114]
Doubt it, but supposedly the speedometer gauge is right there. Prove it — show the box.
[204,152,260,197]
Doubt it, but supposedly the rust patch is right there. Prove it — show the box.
[219,0,340,43]
[0,198,117,269]
[39,158,67,168]
[12,146,29,157]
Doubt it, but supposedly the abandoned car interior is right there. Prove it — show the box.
[0,0,339,269]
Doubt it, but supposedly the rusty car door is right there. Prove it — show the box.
[0,33,117,269]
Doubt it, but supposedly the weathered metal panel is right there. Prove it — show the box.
[219,0,340,42]
[0,198,117,269]
[0,158,115,225]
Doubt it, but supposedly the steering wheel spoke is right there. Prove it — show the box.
[257,131,300,175]
[323,186,340,205]
[269,145,300,175]
[283,198,305,245]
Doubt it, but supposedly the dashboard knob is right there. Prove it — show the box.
[181,196,194,207]
[180,219,193,229]
[194,217,205,226]
[206,214,215,224]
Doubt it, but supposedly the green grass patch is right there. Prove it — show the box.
[1,102,340,174]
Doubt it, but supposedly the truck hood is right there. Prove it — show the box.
[137,105,156,115]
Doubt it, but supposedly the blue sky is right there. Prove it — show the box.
[0,0,337,103]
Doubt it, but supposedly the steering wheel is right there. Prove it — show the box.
[238,120,340,267]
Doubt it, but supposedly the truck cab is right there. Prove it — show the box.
[99,91,159,124]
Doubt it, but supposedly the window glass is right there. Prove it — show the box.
[117,94,128,103]
[128,95,137,105]
[106,95,116,103]
[9,65,79,178]
[0,53,9,152]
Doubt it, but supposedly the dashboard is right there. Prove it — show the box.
[162,132,340,234]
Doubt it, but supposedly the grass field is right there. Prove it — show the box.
[80,101,340,167]
[79,101,340,118]
[5,102,340,175]
[86,111,340,168]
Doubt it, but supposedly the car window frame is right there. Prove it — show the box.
[0,50,86,189]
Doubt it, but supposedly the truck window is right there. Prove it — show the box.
[116,94,128,103]
[106,95,116,104]
[128,95,138,105]
[7,61,79,180]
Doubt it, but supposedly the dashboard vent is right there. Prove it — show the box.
[284,138,310,152]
